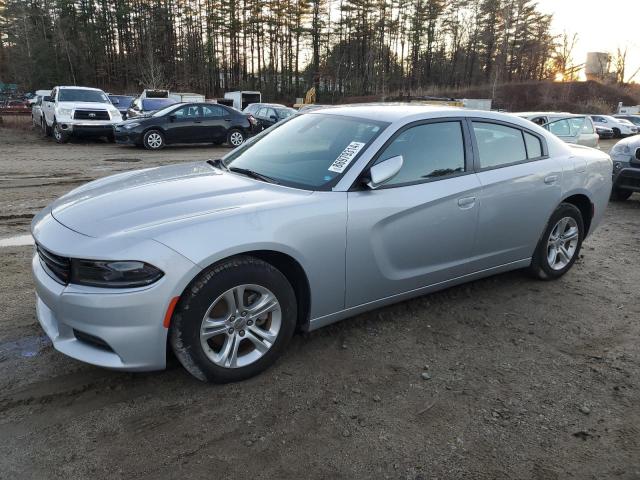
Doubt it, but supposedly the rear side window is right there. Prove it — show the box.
[375,121,465,186]
[472,122,527,168]
[524,132,543,158]
[202,105,225,117]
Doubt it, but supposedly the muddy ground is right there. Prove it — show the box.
[0,125,638,479]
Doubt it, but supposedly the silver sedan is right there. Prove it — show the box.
[31,105,613,382]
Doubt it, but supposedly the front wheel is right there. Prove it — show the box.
[170,256,297,383]
[227,129,246,147]
[143,129,165,150]
[610,188,632,202]
[53,122,69,143]
[612,128,621,138]
[529,203,584,280]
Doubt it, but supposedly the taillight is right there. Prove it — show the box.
[248,115,257,126]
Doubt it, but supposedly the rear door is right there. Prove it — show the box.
[200,104,228,141]
[470,120,562,270]
[346,119,482,307]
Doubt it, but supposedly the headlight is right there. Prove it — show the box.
[612,144,631,155]
[57,108,73,117]
[124,122,141,129]
[71,259,164,288]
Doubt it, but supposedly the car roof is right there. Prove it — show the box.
[57,86,104,91]
[306,103,535,125]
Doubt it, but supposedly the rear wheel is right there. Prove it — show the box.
[170,256,297,383]
[529,203,584,280]
[227,129,245,147]
[143,129,164,150]
[610,188,632,201]
[41,119,51,137]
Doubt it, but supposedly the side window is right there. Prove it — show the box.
[267,108,277,119]
[374,121,465,186]
[50,88,57,101]
[202,105,224,117]
[582,117,595,134]
[524,132,543,158]
[174,106,200,118]
[531,116,546,126]
[256,107,267,118]
[472,122,527,168]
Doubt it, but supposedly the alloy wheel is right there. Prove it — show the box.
[146,132,163,149]
[199,284,281,368]
[230,131,244,146]
[546,216,579,270]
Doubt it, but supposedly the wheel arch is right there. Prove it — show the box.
[174,249,312,334]
[561,193,593,236]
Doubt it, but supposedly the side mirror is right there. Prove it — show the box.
[43,96,53,102]
[270,115,278,121]
[636,148,640,160]
[366,155,403,189]
[169,114,177,122]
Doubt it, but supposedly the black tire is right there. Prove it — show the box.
[612,128,621,138]
[610,188,632,202]
[226,128,246,147]
[143,129,165,150]
[529,203,584,280]
[41,119,51,137]
[170,255,297,383]
[53,122,69,144]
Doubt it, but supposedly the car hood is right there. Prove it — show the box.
[57,101,112,110]
[50,162,312,238]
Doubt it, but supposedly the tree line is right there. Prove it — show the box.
[0,0,559,100]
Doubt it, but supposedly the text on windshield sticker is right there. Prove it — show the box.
[328,141,366,173]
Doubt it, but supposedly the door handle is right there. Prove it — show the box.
[457,196,476,209]
[544,174,558,184]
[194,120,202,124]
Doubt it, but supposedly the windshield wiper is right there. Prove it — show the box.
[207,158,228,171]
[228,167,279,184]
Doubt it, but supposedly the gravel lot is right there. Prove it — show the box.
[0,126,639,479]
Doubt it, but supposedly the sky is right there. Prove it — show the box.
[536,0,640,82]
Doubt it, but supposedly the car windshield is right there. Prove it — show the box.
[110,95,134,107]
[142,98,177,111]
[276,108,295,119]
[58,89,109,103]
[223,113,388,190]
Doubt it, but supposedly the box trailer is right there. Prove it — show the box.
[224,91,261,111]
[169,92,205,103]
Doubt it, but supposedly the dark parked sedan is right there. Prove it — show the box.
[114,102,256,149]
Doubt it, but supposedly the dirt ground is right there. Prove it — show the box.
[0,125,638,480]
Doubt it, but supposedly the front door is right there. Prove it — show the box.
[346,120,482,308]
[165,105,203,143]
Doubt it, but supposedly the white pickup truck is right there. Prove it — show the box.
[42,86,122,143]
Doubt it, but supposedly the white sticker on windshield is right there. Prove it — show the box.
[328,141,366,173]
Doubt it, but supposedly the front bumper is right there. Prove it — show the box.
[31,212,201,371]
[113,127,143,145]
[57,121,117,137]
[613,166,640,192]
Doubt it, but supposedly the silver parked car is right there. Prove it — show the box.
[31,105,612,382]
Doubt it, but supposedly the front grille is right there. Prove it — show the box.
[73,109,110,120]
[36,243,71,284]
